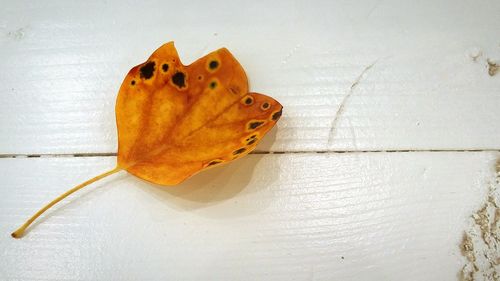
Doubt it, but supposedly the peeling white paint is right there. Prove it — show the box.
[460,158,500,281]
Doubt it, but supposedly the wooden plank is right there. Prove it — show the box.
[1,0,499,154]
[1,152,497,280]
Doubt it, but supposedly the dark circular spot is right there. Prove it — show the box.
[248,121,264,130]
[233,148,246,155]
[131,80,136,85]
[172,71,186,88]
[209,60,219,70]
[162,63,169,72]
[272,109,282,121]
[261,102,270,110]
[209,81,217,89]
[244,97,253,105]
[139,61,156,80]
[198,75,203,80]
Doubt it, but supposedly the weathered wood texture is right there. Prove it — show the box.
[1,0,499,154]
[1,153,497,280]
[1,1,499,280]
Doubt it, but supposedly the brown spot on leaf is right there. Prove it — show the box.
[233,148,246,155]
[244,96,253,105]
[209,60,219,70]
[140,61,156,80]
[272,108,282,121]
[229,86,240,95]
[246,134,257,141]
[248,121,264,130]
[208,160,222,166]
[172,71,186,88]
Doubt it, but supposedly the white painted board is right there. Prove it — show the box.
[1,152,498,280]
[1,1,499,280]
[1,0,499,154]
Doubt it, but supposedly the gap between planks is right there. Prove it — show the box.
[0,149,499,159]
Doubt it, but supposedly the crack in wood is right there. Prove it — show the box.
[328,59,379,145]
[0,149,499,158]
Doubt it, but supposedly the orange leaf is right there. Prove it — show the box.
[11,42,282,238]
[117,42,282,185]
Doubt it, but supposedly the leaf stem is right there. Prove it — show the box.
[11,166,122,238]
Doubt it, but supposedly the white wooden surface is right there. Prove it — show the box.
[1,153,498,281]
[1,0,500,280]
[0,0,499,154]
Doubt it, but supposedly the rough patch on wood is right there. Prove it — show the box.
[468,47,483,62]
[5,27,27,41]
[487,59,499,77]
[460,158,500,281]
[280,44,302,65]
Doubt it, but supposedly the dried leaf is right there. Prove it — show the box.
[116,42,282,185]
[11,42,282,238]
